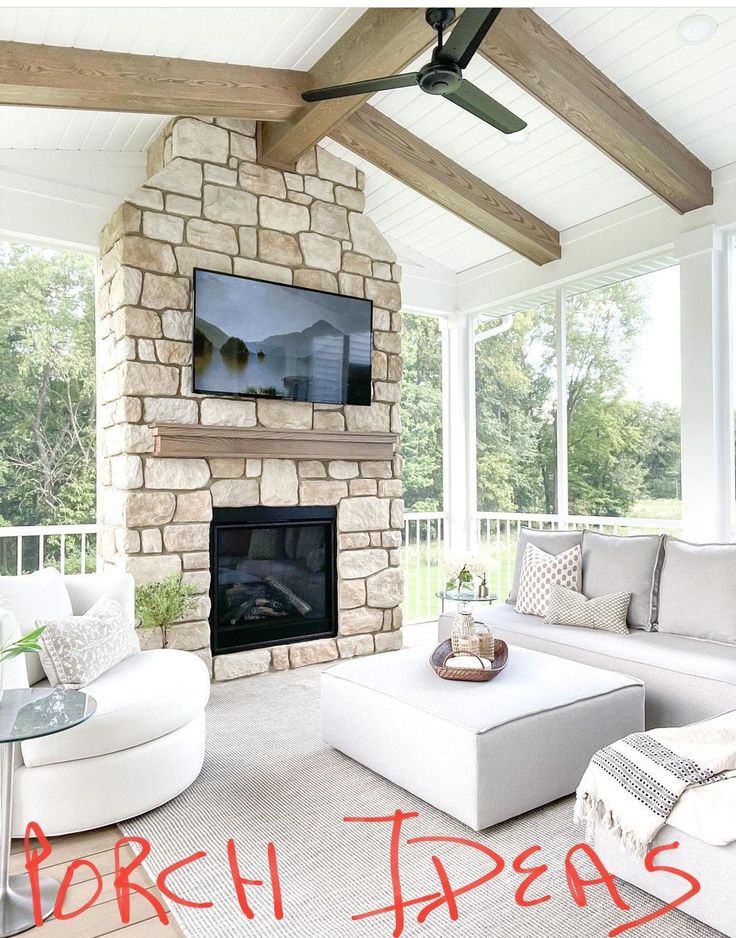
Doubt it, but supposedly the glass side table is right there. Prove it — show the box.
[435,590,499,614]
[0,687,96,937]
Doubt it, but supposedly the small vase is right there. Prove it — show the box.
[451,602,476,654]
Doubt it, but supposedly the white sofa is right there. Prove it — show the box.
[439,530,736,728]
[0,570,210,837]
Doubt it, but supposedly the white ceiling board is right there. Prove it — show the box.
[539,7,736,170]
[325,138,510,273]
[0,109,169,153]
[0,7,363,67]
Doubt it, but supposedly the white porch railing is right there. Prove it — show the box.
[0,524,98,577]
[402,510,682,624]
[401,512,446,626]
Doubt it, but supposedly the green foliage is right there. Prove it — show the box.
[400,314,443,511]
[401,276,682,521]
[0,627,45,663]
[136,574,198,634]
[475,306,557,513]
[0,241,96,526]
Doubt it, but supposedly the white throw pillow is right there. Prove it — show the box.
[516,543,582,617]
[545,585,630,634]
[37,594,140,689]
[0,611,30,689]
[0,568,74,685]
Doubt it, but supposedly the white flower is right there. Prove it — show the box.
[444,552,489,579]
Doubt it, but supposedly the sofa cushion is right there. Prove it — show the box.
[461,603,736,687]
[668,775,736,846]
[0,569,73,685]
[658,537,736,643]
[38,594,139,689]
[581,530,663,630]
[508,528,582,603]
[63,572,135,622]
[20,649,210,768]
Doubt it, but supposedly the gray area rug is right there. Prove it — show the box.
[121,664,717,937]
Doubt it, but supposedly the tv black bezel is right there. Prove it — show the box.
[191,266,374,406]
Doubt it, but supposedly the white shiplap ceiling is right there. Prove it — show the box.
[1,7,735,273]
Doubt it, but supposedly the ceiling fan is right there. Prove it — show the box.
[302,8,526,135]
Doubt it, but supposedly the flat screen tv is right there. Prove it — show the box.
[192,268,373,405]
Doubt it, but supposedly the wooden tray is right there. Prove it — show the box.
[430,639,509,683]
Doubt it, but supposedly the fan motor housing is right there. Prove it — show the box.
[418,60,462,96]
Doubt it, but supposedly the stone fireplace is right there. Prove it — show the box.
[96,116,404,680]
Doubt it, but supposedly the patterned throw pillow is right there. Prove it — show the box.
[516,543,582,617]
[37,594,140,689]
[545,585,631,634]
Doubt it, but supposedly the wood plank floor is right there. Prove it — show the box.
[10,827,183,937]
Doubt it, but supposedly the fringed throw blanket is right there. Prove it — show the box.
[574,710,736,856]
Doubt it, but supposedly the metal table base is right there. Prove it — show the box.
[0,743,56,936]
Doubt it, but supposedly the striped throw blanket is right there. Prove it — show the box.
[574,710,736,856]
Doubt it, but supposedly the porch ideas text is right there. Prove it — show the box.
[22,810,700,937]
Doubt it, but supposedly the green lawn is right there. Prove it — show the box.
[630,498,682,520]
[401,535,518,623]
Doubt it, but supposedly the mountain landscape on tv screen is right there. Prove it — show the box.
[194,314,369,403]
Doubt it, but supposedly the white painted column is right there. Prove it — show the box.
[555,287,569,525]
[676,225,732,542]
[443,315,475,553]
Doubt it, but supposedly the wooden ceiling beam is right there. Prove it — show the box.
[258,8,439,171]
[0,41,307,121]
[331,105,561,266]
[479,8,712,214]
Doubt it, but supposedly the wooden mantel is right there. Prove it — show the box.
[151,424,398,461]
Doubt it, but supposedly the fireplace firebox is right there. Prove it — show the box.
[209,506,338,656]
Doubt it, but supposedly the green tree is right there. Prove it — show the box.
[0,241,96,526]
[475,306,556,513]
[566,279,649,516]
[637,402,681,501]
[400,314,443,511]
[471,277,681,518]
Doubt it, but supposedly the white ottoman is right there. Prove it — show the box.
[321,644,644,830]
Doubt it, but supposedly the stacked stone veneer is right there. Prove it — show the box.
[96,116,404,680]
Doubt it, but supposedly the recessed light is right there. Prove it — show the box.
[507,129,528,144]
[677,14,718,44]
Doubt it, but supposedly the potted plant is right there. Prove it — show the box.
[135,573,197,647]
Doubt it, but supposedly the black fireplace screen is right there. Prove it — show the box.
[210,506,338,655]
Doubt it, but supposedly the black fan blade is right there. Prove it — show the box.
[440,8,501,69]
[302,72,418,103]
[445,80,527,134]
